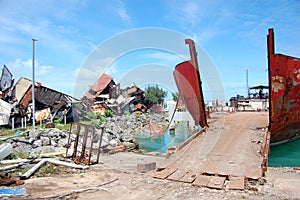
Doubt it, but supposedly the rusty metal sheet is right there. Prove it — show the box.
[14,77,41,107]
[35,108,51,122]
[83,73,113,99]
[267,28,300,144]
[167,169,188,181]
[228,176,245,190]
[153,168,177,180]
[179,170,197,183]
[207,176,226,190]
[35,86,76,107]
[192,174,210,187]
[245,168,262,180]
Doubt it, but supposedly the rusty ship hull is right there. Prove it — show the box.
[173,39,208,128]
[268,28,300,144]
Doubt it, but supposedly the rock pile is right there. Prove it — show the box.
[5,113,168,156]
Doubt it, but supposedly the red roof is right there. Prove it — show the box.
[83,73,113,99]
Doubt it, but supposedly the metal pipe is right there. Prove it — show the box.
[32,39,37,130]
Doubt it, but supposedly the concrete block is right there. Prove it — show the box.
[137,162,156,173]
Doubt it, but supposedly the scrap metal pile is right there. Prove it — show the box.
[0,66,147,127]
[81,73,147,115]
[0,65,80,127]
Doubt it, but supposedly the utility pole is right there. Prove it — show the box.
[32,39,37,129]
[246,68,250,98]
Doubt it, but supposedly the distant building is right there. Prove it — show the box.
[230,85,269,111]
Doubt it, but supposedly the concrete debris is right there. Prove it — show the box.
[0,143,13,160]
[2,113,165,159]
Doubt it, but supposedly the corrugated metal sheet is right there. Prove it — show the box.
[14,77,34,103]
[0,99,12,125]
[83,73,114,99]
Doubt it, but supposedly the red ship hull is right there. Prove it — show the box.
[268,28,300,144]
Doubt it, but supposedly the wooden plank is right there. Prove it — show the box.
[192,174,210,187]
[228,176,245,190]
[179,171,197,183]
[207,176,226,190]
[153,168,177,179]
[167,169,187,181]
[40,150,66,158]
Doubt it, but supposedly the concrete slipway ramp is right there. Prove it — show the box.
[155,112,269,190]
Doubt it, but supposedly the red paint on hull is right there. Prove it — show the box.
[174,61,205,127]
[174,39,208,128]
[268,28,300,144]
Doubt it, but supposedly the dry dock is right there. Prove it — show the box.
[155,112,269,189]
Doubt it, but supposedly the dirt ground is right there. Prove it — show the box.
[6,112,300,199]
[9,152,300,200]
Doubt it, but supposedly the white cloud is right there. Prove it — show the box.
[142,52,187,63]
[6,58,55,79]
[114,0,132,25]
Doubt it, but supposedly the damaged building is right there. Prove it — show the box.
[0,65,147,127]
[0,65,83,126]
[82,73,146,115]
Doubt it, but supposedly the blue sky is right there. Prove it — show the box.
[1,0,299,101]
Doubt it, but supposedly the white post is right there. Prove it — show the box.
[11,117,14,130]
[24,116,27,128]
[21,118,24,128]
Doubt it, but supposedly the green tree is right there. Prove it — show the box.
[144,85,167,105]
[172,92,180,101]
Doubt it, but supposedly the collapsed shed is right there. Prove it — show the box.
[0,65,84,126]
[82,73,146,115]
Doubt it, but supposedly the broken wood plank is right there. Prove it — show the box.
[167,169,188,181]
[179,170,197,183]
[40,150,65,158]
[20,159,47,180]
[153,168,177,179]
[207,176,226,190]
[228,176,245,190]
[46,159,89,170]
[192,174,210,187]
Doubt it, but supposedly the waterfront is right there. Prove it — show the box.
[268,138,300,167]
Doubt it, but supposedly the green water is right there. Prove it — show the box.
[135,125,194,153]
[268,138,300,167]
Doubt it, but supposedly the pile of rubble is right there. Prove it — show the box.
[0,65,159,129]
[2,112,167,157]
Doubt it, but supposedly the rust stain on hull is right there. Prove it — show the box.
[268,28,300,144]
